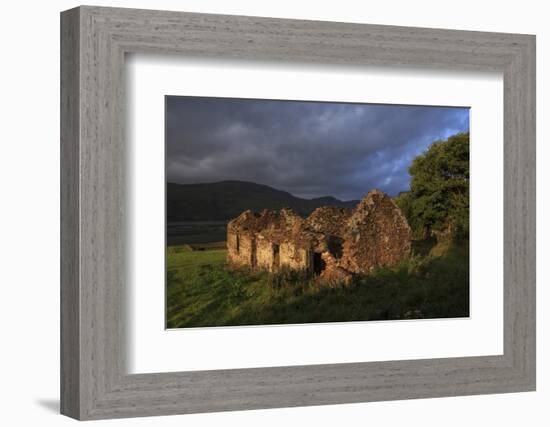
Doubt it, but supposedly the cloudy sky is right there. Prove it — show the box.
[166,96,469,201]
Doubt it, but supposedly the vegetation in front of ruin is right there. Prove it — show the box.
[166,240,469,329]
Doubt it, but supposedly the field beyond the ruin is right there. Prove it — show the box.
[166,240,469,329]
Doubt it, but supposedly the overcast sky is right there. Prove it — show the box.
[166,96,469,201]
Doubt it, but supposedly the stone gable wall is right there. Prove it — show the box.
[340,190,412,274]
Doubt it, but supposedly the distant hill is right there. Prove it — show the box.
[167,180,359,222]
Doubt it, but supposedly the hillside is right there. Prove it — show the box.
[167,180,359,221]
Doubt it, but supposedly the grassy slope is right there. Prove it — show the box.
[166,242,469,329]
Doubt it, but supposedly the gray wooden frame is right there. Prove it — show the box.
[60,5,536,420]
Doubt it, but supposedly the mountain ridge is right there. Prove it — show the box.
[167,180,360,222]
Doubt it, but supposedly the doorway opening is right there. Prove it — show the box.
[313,252,326,275]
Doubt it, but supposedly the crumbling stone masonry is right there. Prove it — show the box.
[227,189,412,284]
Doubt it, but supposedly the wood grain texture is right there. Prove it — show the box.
[60,5,536,420]
[60,7,80,419]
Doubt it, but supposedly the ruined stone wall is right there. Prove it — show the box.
[226,229,239,260]
[227,210,262,268]
[227,231,256,267]
[304,206,352,238]
[279,242,311,271]
[319,251,353,285]
[226,189,412,283]
[340,190,412,274]
[255,235,279,272]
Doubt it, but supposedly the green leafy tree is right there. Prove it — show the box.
[396,132,469,240]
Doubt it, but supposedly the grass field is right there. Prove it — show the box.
[166,240,469,329]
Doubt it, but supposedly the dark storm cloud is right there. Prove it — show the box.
[166,96,469,200]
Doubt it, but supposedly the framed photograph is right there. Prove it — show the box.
[61,6,535,420]
[164,96,470,329]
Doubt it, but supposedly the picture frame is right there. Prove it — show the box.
[60,5,536,420]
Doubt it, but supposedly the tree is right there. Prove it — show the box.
[396,132,469,241]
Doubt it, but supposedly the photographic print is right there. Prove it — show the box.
[165,96,470,329]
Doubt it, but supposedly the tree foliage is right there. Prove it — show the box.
[396,132,469,241]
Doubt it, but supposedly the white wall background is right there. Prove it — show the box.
[0,0,546,425]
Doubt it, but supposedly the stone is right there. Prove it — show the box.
[340,190,412,274]
[226,189,412,285]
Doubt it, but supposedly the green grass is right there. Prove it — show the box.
[166,241,469,329]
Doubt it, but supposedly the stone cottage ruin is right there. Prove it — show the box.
[227,190,412,285]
